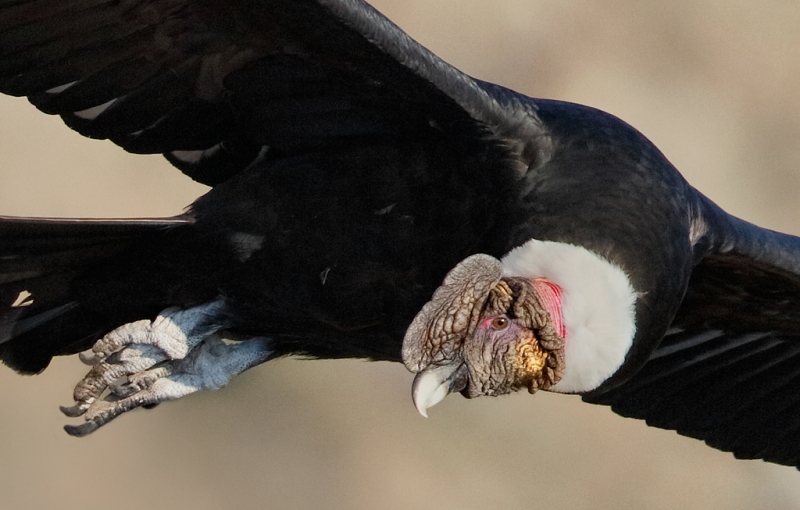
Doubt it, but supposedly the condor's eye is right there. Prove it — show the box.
[491,317,509,330]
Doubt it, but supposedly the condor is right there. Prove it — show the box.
[2,0,800,469]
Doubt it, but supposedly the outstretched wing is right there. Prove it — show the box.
[585,193,800,468]
[0,0,546,186]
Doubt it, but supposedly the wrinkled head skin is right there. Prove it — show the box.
[402,254,565,416]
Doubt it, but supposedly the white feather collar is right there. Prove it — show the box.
[502,239,638,393]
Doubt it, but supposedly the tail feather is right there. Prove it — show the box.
[0,215,194,374]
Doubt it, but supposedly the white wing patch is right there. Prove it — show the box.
[11,290,34,308]
[171,143,225,164]
[46,81,77,94]
[689,215,708,246]
[74,98,117,120]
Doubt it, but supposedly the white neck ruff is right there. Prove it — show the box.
[501,239,638,393]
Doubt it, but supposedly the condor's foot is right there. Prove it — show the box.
[59,300,273,436]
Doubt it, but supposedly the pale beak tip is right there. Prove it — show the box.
[411,363,465,418]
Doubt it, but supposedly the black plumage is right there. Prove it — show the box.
[2,0,800,467]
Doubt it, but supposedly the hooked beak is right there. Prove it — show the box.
[411,362,469,417]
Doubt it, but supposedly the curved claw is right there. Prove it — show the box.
[78,351,103,366]
[63,386,167,437]
[411,362,469,417]
[59,402,92,418]
[64,421,101,437]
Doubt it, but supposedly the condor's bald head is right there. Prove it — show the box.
[402,254,565,416]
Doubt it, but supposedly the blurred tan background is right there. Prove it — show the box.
[2,1,800,508]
